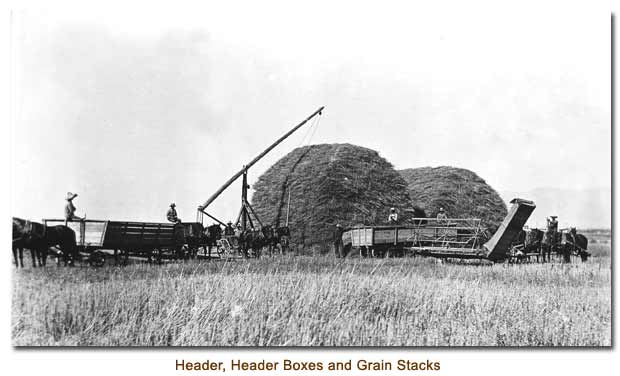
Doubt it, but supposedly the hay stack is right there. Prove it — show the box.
[251,143,417,251]
[399,166,507,231]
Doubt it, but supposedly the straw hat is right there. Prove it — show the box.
[66,192,78,201]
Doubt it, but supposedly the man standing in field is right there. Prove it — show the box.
[167,203,181,223]
[333,224,344,258]
[64,192,83,225]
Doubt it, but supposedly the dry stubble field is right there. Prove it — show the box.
[12,248,611,347]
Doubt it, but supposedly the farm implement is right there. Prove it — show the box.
[343,198,537,262]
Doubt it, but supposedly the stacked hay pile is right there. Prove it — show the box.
[251,143,418,252]
[399,166,507,231]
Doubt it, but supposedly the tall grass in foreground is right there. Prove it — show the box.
[12,255,611,346]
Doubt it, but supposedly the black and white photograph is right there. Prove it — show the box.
[8,2,611,348]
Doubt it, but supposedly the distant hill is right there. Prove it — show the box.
[500,187,611,229]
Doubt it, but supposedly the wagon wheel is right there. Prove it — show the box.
[177,245,189,260]
[154,248,163,264]
[188,246,198,259]
[359,247,368,258]
[371,248,383,258]
[114,249,129,266]
[89,250,106,267]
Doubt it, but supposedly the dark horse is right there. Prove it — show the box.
[565,228,590,261]
[261,225,278,256]
[510,228,544,263]
[238,228,264,258]
[12,217,78,267]
[203,224,222,258]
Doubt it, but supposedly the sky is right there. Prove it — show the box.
[9,2,611,225]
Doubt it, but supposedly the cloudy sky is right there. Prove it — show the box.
[9,2,610,224]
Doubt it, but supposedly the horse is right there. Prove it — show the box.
[238,229,252,258]
[565,228,590,261]
[250,228,265,258]
[509,228,545,263]
[260,225,279,256]
[12,217,78,267]
[203,224,222,258]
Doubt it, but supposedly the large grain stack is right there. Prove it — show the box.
[399,166,507,231]
[251,143,417,252]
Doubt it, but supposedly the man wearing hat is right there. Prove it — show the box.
[333,223,344,258]
[64,192,83,225]
[437,207,448,221]
[387,207,399,224]
[167,203,181,224]
[542,215,559,262]
[224,221,235,236]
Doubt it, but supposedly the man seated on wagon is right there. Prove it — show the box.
[64,192,83,225]
[436,207,448,221]
[166,203,181,223]
[387,208,399,224]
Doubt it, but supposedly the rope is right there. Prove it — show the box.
[295,112,321,149]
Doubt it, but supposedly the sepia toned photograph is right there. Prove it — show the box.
[10,4,611,346]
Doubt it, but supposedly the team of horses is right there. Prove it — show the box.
[12,217,78,267]
[511,227,589,263]
[235,225,291,258]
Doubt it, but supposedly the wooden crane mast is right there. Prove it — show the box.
[197,106,324,231]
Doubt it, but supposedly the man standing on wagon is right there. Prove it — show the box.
[543,215,559,262]
[64,192,83,225]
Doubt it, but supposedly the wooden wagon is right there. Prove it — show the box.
[43,219,185,266]
[344,218,488,258]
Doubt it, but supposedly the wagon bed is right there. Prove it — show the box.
[43,219,183,250]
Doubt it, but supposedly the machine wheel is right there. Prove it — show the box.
[371,248,384,258]
[154,249,163,264]
[387,248,404,258]
[89,251,106,267]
